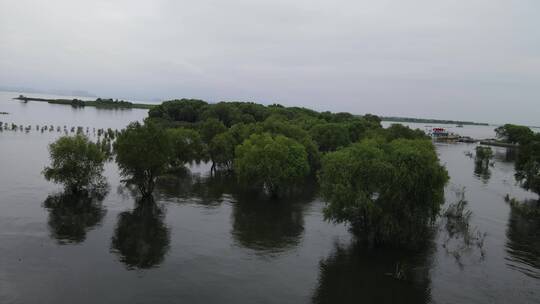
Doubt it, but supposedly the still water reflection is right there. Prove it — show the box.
[313,241,434,304]
[506,206,540,279]
[111,199,170,269]
[43,191,107,245]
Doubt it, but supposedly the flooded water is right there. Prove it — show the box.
[1,92,539,303]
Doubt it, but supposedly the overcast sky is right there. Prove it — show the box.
[1,0,539,124]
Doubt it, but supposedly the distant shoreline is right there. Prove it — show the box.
[381,116,489,126]
[13,95,155,110]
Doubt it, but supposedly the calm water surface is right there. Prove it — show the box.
[1,92,539,303]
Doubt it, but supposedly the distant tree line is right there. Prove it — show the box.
[381,116,489,126]
[14,95,154,109]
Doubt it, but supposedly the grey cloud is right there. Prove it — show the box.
[1,0,539,124]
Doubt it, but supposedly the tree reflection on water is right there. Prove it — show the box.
[473,159,492,183]
[312,240,434,304]
[231,195,311,254]
[111,198,170,270]
[43,189,107,244]
[155,170,317,254]
[505,203,540,279]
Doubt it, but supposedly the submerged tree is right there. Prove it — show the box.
[474,146,493,183]
[234,133,310,197]
[43,134,106,193]
[319,138,449,247]
[114,122,173,197]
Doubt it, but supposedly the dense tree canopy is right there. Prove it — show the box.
[43,134,106,193]
[143,98,443,202]
[235,133,310,197]
[319,138,449,246]
[384,123,429,141]
[148,99,207,125]
[199,118,227,143]
[309,123,351,152]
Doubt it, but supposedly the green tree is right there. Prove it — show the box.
[209,131,237,171]
[259,117,320,169]
[310,123,351,152]
[234,133,310,197]
[167,128,204,169]
[200,102,242,127]
[362,113,382,128]
[385,124,428,141]
[495,124,534,144]
[319,138,449,246]
[474,146,493,183]
[43,135,106,193]
[148,99,208,124]
[199,118,227,143]
[114,122,172,197]
[515,140,540,197]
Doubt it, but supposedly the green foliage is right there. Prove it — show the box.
[208,131,237,171]
[362,113,382,127]
[144,98,438,207]
[319,138,449,246]
[43,135,106,193]
[199,118,227,143]
[495,124,535,144]
[201,102,243,127]
[384,124,428,141]
[259,117,320,168]
[475,146,493,160]
[148,99,208,124]
[310,123,351,152]
[235,133,310,197]
[346,118,373,142]
[494,124,540,197]
[166,128,204,168]
[114,122,173,197]
[515,140,540,196]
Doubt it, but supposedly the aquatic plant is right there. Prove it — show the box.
[441,188,486,266]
